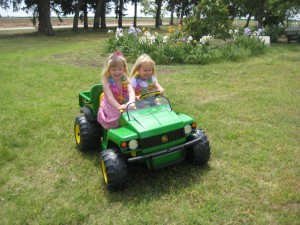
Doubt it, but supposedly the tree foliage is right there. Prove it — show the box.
[1,0,299,36]
[185,0,232,40]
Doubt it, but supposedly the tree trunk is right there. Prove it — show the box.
[37,0,54,36]
[73,0,83,32]
[83,1,88,29]
[245,12,252,27]
[133,0,137,27]
[169,0,175,26]
[100,0,107,29]
[118,0,124,28]
[256,0,266,28]
[155,0,162,28]
[93,0,102,29]
[179,1,184,25]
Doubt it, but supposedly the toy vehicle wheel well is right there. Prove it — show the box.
[107,141,119,150]
[81,106,97,122]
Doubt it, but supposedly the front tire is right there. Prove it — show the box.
[100,148,129,191]
[187,128,211,165]
[74,115,101,151]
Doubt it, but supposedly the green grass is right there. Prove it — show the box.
[0,29,299,224]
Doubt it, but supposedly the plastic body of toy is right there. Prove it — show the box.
[74,83,210,190]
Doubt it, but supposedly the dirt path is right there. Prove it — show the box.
[0,17,162,28]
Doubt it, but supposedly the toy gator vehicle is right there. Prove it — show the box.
[74,83,210,190]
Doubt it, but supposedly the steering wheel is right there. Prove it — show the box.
[139,90,161,100]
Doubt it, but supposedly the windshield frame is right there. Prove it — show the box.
[125,96,172,121]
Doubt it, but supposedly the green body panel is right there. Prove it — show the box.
[79,83,102,116]
[146,149,183,168]
[120,110,184,138]
[102,127,139,150]
[78,84,197,169]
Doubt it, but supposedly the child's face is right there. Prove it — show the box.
[138,63,153,80]
[109,66,124,81]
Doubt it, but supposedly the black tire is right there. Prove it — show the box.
[74,115,101,151]
[100,148,129,191]
[186,128,211,165]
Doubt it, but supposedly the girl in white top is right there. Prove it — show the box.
[130,54,164,99]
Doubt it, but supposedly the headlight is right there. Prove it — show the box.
[128,140,138,150]
[184,124,192,134]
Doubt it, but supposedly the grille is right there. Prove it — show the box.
[138,128,185,149]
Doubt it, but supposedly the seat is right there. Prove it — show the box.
[90,83,103,116]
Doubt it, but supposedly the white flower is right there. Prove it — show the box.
[199,35,213,45]
[163,35,169,43]
[144,31,151,38]
[139,36,147,44]
[108,30,113,34]
[149,36,156,44]
[187,36,193,43]
[128,26,140,36]
[257,28,264,36]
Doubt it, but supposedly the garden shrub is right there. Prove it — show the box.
[105,25,266,65]
[184,0,232,40]
[264,25,285,42]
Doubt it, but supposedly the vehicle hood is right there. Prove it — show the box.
[123,110,184,138]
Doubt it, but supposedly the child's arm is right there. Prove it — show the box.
[154,81,164,95]
[127,83,136,104]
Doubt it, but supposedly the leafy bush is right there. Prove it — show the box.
[184,0,232,40]
[106,25,266,65]
[264,25,285,42]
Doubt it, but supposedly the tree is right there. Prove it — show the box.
[73,0,83,31]
[230,0,300,28]
[100,0,107,28]
[0,0,54,35]
[28,0,54,35]
[132,0,138,27]
[154,0,162,27]
[117,0,124,27]
[168,0,175,25]
[93,0,102,29]
[185,0,232,40]
[141,0,166,28]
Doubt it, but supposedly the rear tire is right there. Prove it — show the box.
[187,128,211,165]
[74,115,101,151]
[100,148,129,191]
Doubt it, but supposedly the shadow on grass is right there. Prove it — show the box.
[108,163,212,205]
[78,148,211,202]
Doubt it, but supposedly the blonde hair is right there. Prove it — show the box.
[130,54,156,78]
[101,53,128,82]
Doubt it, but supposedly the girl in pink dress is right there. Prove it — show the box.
[130,54,164,99]
[97,51,135,129]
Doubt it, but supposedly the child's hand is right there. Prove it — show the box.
[158,88,164,95]
[118,104,127,111]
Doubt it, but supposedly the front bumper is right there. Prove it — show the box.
[127,136,201,164]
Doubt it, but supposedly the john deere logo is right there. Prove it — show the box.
[161,135,168,143]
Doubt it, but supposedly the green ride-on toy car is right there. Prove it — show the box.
[74,83,211,191]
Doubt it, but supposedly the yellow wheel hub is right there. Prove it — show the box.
[75,124,80,144]
[101,159,108,184]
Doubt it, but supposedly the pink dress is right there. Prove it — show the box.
[97,95,121,129]
[97,76,129,130]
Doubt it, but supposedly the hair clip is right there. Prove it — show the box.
[110,50,124,60]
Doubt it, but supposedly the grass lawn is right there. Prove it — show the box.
[0,28,299,224]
